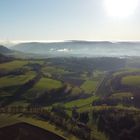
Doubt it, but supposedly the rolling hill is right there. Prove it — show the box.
[0,45,12,54]
[12,41,140,57]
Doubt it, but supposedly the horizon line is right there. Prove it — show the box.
[1,39,140,44]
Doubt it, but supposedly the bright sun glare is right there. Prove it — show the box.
[104,0,138,18]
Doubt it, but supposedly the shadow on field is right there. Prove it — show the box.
[0,122,65,140]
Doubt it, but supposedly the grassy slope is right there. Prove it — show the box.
[113,68,140,77]
[122,75,140,87]
[29,77,62,92]
[0,60,28,71]
[65,96,98,108]
[71,87,82,95]
[109,92,133,100]
[81,80,98,93]
[0,71,36,88]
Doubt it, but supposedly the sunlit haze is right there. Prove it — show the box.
[104,0,138,18]
[0,0,140,41]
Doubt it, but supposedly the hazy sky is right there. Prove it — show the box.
[0,0,140,41]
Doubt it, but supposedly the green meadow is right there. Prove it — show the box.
[122,75,140,87]
[29,77,62,92]
[0,60,28,71]
[81,80,98,93]
[0,71,36,88]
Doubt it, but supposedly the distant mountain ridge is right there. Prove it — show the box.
[12,41,140,57]
[0,45,12,54]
